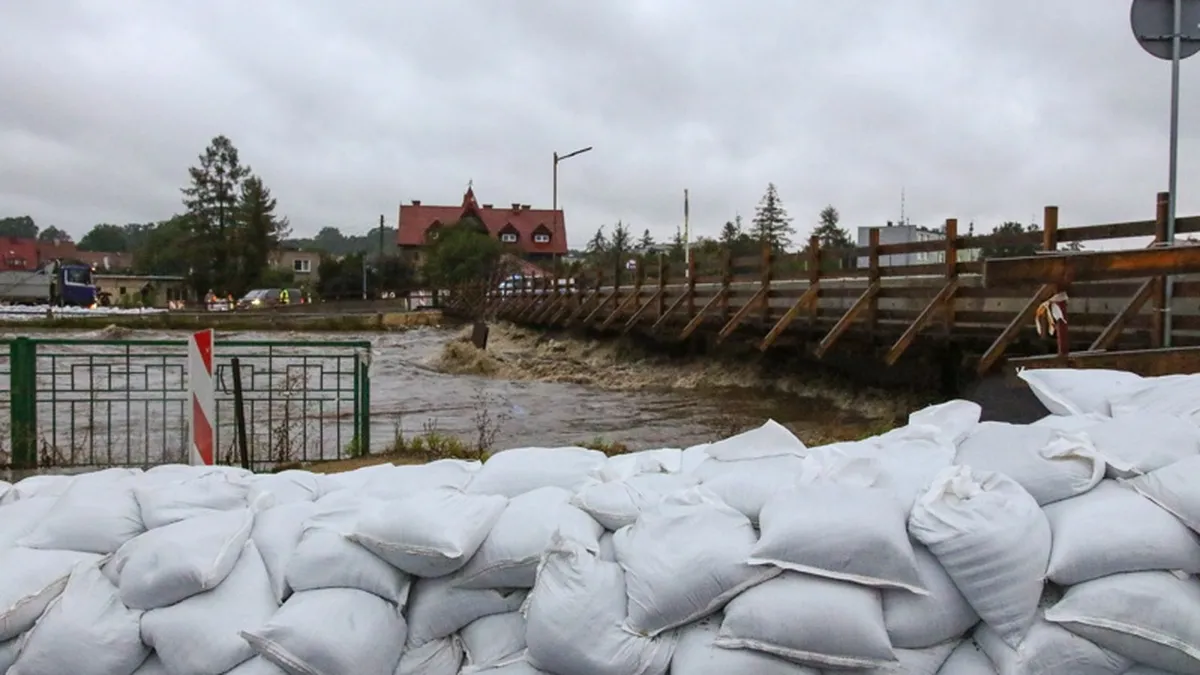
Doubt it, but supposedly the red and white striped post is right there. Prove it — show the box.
[188,329,216,466]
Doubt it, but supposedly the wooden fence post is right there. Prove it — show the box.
[808,235,821,327]
[944,218,958,334]
[1153,192,1169,349]
[1042,205,1067,357]
[686,255,697,319]
[720,247,733,321]
[867,228,880,335]
[657,253,668,320]
[761,239,774,324]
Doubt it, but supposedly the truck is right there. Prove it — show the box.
[0,262,97,307]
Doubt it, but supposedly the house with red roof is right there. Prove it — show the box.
[396,185,568,265]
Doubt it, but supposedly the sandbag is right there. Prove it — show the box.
[937,640,996,674]
[7,562,148,675]
[134,472,250,529]
[571,472,699,530]
[669,615,819,675]
[680,444,711,473]
[908,399,982,447]
[592,448,684,480]
[1018,368,1143,416]
[251,500,320,603]
[483,657,551,674]
[954,422,1104,505]
[750,471,923,593]
[695,454,806,523]
[0,480,8,503]
[395,637,463,675]
[0,638,18,674]
[908,466,1050,649]
[1126,454,1200,532]
[1044,571,1200,675]
[141,541,278,675]
[458,486,603,589]
[110,507,255,609]
[405,573,526,647]
[714,571,895,670]
[355,459,480,500]
[349,487,507,577]
[132,654,170,675]
[700,420,806,461]
[460,610,527,672]
[466,447,606,497]
[0,497,56,549]
[242,587,406,675]
[0,547,101,641]
[226,656,289,674]
[1124,667,1181,675]
[0,474,76,505]
[854,641,957,675]
[882,543,978,649]
[816,427,958,510]
[973,616,1132,675]
[1082,412,1200,477]
[614,488,779,636]
[1043,480,1200,585]
[247,470,328,506]
[18,470,145,554]
[1107,373,1200,423]
[1030,412,1108,432]
[525,535,675,675]
[285,496,411,604]
[598,532,617,561]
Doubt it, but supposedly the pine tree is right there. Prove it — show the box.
[669,227,685,262]
[813,205,852,249]
[752,183,795,250]
[181,135,250,294]
[236,175,290,291]
[585,226,608,262]
[610,221,632,255]
[719,220,741,248]
[638,228,655,250]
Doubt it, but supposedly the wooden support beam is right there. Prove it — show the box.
[884,279,959,366]
[867,228,880,334]
[599,289,639,330]
[1008,346,1200,377]
[976,283,1056,375]
[1089,278,1156,352]
[623,289,663,334]
[717,286,768,343]
[942,218,958,335]
[656,254,668,320]
[815,282,880,359]
[564,289,598,325]
[758,284,819,351]
[1153,191,1169,348]
[679,289,728,341]
[718,249,732,321]
[806,236,821,326]
[582,291,616,325]
[651,291,691,331]
[982,244,1200,286]
[685,256,697,317]
[761,241,773,324]
[531,295,563,324]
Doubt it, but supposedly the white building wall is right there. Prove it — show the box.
[855,225,981,269]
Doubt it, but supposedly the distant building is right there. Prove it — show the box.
[271,248,321,284]
[856,223,980,268]
[396,186,568,264]
[0,237,39,271]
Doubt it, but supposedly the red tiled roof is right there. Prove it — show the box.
[0,238,38,271]
[397,186,568,255]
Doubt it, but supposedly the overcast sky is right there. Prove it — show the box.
[1,1,1197,248]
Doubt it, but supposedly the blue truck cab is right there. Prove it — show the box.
[52,263,97,307]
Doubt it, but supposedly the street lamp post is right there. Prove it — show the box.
[552,146,593,259]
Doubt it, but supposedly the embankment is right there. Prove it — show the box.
[0,309,444,332]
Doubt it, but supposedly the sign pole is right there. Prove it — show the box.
[188,329,215,466]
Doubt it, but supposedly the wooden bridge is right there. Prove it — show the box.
[448,193,1200,378]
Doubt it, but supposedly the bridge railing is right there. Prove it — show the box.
[0,338,371,473]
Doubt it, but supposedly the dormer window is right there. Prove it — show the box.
[500,233,518,243]
[533,233,550,244]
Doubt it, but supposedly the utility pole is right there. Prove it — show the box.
[552,146,593,261]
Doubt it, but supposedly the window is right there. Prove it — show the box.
[293,258,312,273]
[533,233,550,244]
[500,232,518,243]
[64,266,91,285]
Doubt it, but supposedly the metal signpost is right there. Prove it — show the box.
[1131,0,1200,346]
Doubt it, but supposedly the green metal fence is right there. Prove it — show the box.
[0,338,371,472]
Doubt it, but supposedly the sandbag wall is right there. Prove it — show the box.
[0,366,1199,675]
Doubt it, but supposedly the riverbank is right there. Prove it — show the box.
[0,309,444,332]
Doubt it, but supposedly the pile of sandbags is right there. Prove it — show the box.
[2,368,1200,675]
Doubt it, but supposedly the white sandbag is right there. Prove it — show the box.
[1082,412,1200,477]
[460,611,527,672]
[1124,667,1180,675]
[908,399,982,447]
[1107,373,1200,423]
[251,500,320,603]
[1030,412,1108,432]
[882,543,978,649]
[0,638,18,674]
[0,480,8,503]
[597,532,616,561]
[356,459,480,500]
[974,616,1132,675]
[134,472,250,529]
[0,474,75,504]
[395,637,463,675]
[0,547,102,641]
[405,573,526,647]
[954,422,1104,505]
[466,447,606,497]
[458,486,603,589]
[349,487,507,577]
[937,640,996,674]
[855,641,957,675]
[285,495,411,605]
[1044,571,1200,675]
[112,507,254,609]
[141,541,278,675]
[680,444,711,473]
[247,470,328,506]
[7,563,148,675]
[701,420,806,461]
[483,656,551,674]
[1126,454,1200,532]
[695,454,806,523]
[614,487,779,637]
[750,468,924,593]
[714,571,895,669]
[524,535,675,675]
[226,656,289,674]
[142,463,250,482]
[0,496,57,549]
[325,463,395,491]
[1018,368,1144,416]
[908,465,1050,649]
[17,471,145,554]
[592,448,683,481]
[132,654,170,675]
[1043,480,1200,585]
[242,587,406,675]
[669,615,819,674]
[817,427,958,510]
[571,472,699,530]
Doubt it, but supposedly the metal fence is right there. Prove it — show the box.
[0,338,371,472]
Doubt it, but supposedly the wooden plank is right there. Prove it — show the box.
[815,282,880,358]
[976,284,1057,375]
[717,286,768,342]
[562,289,597,324]
[679,289,728,340]
[867,228,880,334]
[943,218,958,336]
[623,289,663,334]
[1089,278,1156,352]
[759,284,819,351]
[1008,346,1200,377]
[583,291,617,325]
[652,291,691,331]
[982,245,1200,286]
[599,289,639,330]
[884,279,959,366]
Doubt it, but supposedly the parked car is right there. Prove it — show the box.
[237,288,305,309]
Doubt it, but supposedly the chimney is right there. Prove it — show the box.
[482,203,493,209]
[411,200,421,206]
[511,203,521,211]
[521,204,531,210]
